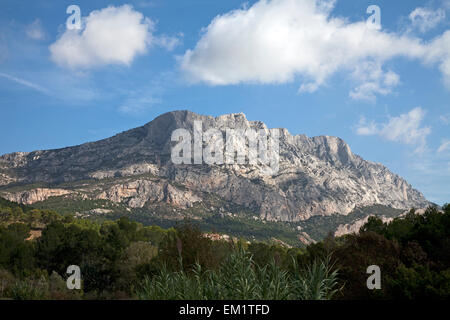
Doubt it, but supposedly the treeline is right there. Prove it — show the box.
[0,196,449,300]
[344,206,450,299]
[0,198,170,299]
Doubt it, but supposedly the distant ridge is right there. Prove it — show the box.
[0,110,429,223]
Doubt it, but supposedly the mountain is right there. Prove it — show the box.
[0,110,429,244]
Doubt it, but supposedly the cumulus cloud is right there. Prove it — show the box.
[50,5,177,69]
[180,0,450,99]
[26,19,45,40]
[355,107,431,153]
[409,7,445,33]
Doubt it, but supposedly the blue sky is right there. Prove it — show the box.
[0,0,449,204]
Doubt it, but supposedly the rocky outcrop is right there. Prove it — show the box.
[89,163,160,180]
[333,208,430,237]
[0,110,429,221]
[96,179,201,209]
[1,188,72,205]
[334,215,394,237]
[298,232,316,245]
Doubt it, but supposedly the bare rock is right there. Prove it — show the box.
[1,188,72,205]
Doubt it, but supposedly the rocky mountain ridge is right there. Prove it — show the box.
[0,110,429,224]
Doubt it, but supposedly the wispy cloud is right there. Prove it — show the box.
[117,71,176,115]
[25,19,45,40]
[155,33,183,51]
[355,116,378,135]
[409,7,446,33]
[349,61,400,102]
[440,114,450,125]
[355,107,431,153]
[0,72,51,95]
[118,95,161,115]
[438,139,450,153]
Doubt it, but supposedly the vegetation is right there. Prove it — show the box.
[0,196,449,300]
[298,204,404,240]
[136,246,339,300]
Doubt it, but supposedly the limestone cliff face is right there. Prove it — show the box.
[96,179,201,209]
[2,188,72,205]
[333,208,429,237]
[0,110,429,222]
[334,216,394,237]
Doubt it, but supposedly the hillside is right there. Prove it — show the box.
[0,110,429,243]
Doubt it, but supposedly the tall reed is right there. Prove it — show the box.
[136,246,341,300]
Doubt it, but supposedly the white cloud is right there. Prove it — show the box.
[155,33,183,51]
[355,107,431,153]
[438,139,450,153]
[355,119,377,135]
[26,19,45,40]
[381,108,431,149]
[180,0,450,99]
[349,61,400,101]
[50,5,154,68]
[409,7,445,33]
[0,72,50,94]
[424,31,450,87]
[355,116,378,135]
[299,82,320,93]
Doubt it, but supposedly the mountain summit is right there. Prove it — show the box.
[0,110,428,228]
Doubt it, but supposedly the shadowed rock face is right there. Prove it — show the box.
[0,110,429,222]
